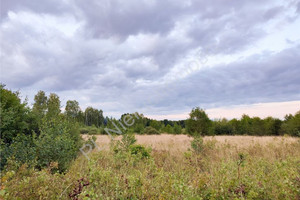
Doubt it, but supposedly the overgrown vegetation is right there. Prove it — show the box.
[1,135,299,199]
[1,84,300,199]
[0,85,82,172]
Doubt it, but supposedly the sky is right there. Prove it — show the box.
[0,0,300,120]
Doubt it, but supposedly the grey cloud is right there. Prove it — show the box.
[0,0,70,19]
[108,45,300,115]
[1,0,299,116]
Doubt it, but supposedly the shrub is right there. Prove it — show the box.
[34,118,82,172]
[162,124,174,133]
[4,134,37,168]
[79,128,89,134]
[173,123,182,134]
[143,126,160,135]
[191,136,204,154]
[88,127,99,135]
[129,144,151,159]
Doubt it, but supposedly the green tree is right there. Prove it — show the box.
[65,100,80,120]
[0,85,30,144]
[280,111,300,136]
[35,117,82,172]
[214,118,233,135]
[173,123,182,134]
[162,124,174,133]
[240,114,252,135]
[149,120,162,131]
[0,85,36,169]
[32,90,47,118]
[46,93,61,118]
[186,107,212,136]
[263,117,282,136]
[84,107,104,127]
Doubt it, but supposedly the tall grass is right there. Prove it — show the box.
[1,136,299,199]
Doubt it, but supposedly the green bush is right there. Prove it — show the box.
[34,118,82,172]
[129,144,151,159]
[143,126,160,135]
[79,128,89,134]
[191,136,204,154]
[5,134,37,168]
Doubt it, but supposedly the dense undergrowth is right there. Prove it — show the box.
[1,136,299,200]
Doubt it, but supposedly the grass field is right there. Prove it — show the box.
[2,135,300,200]
[84,134,298,152]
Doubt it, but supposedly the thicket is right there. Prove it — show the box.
[0,85,82,172]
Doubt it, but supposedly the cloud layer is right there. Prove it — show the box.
[1,0,300,118]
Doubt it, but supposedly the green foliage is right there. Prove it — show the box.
[281,111,300,136]
[46,93,61,119]
[173,123,182,134]
[84,107,104,127]
[0,86,31,144]
[186,107,212,136]
[79,126,105,135]
[65,100,80,120]
[2,138,300,200]
[162,124,174,133]
[191,136,204,154]
[149,120,162,131]
[5,134,37,168]
[120,133,137,150]
[134,123,144,134]
[129,144,151,159]
[32,90,47,120]
[143,126,160,135]
[34,117,82,172]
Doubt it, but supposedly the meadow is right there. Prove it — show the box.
[1,87,299,199]
[1,134,300,200]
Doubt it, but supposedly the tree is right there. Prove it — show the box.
[46,93,61,118]
[32,90,47,118]
[173,123,182,134]
[65,100,80,120]
[162,124,174,133]
[149,120,162,131]
[0,85,30,144]
[263,117,282,136]
[0,85,36,169]
[240,114,252,135]
[186,107,212,136]
[280,111,300,136]
[84,107,104,127]
[251,117,265,136]
[214,118,233,135]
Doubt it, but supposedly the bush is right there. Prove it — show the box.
[79,128,89,134]
[34,118,82,172]
[88,127,99,135]
[129,144,151,159]
[173,123,182,134]
[143,126,160,135]
[5,134,37,168]
[161,124,174,133]
[191,136,204,154]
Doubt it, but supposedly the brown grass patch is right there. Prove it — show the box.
[83,134,298,154]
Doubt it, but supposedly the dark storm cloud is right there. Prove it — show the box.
[0,0,299,115]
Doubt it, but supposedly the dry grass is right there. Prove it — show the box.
[3,134,300,199]
[83,134,298,154]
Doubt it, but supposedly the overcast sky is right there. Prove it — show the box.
[1,0,300,119]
